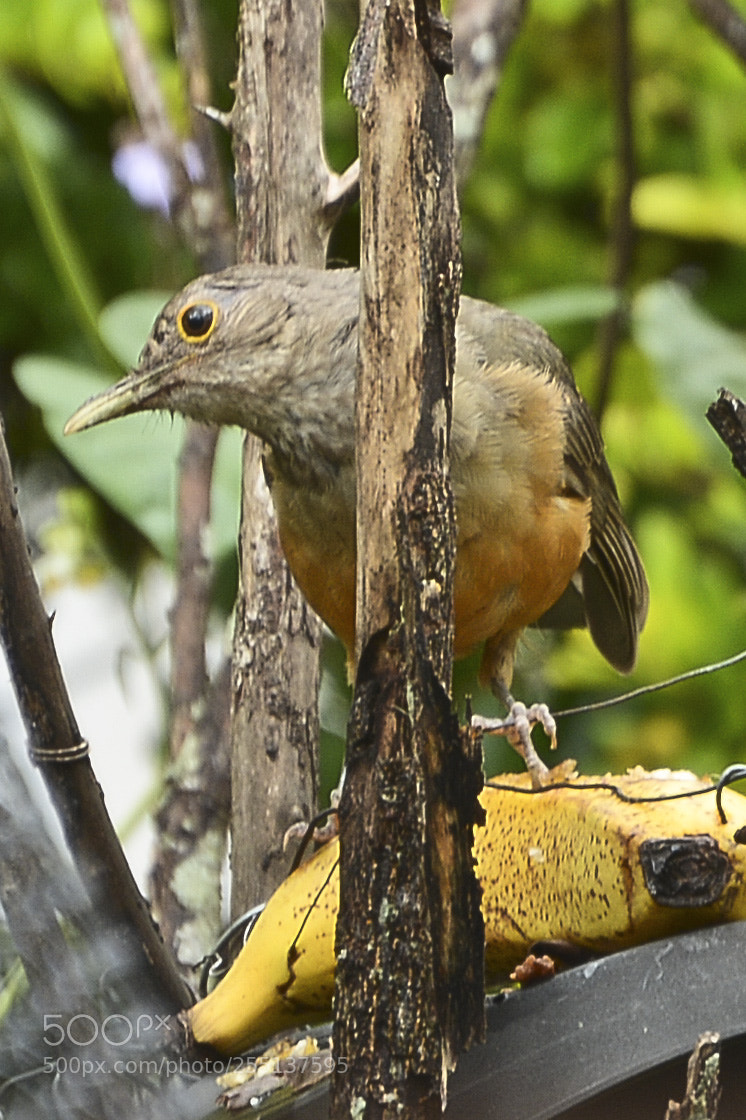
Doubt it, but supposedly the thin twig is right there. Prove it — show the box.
[595,0,635,418]
[161,0,233,763]
[690,0,746,67]
[0,419,190,1011]
[102,0,191,209]
[170,0,235,269]
[103,0,234,264]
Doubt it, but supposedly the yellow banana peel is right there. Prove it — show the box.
[184,765,746,1055]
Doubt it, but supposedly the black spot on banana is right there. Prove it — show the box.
[183,765,746,1055]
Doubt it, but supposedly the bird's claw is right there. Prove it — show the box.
[472,701,557,790]
[282,813,339,851]
[282,781,343,851]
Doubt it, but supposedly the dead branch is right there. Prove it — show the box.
[332,1,484,1114]
[0,418,190,1012]
[228,0,336,911]
[664,1031,721,1120]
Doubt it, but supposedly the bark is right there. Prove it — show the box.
[707,388,746,480]
[228,0,330,912]
[664,1031,721,1120]
[332,2,484,1116]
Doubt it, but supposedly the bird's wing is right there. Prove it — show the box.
[458,294,648,672]
[559,381,649,673]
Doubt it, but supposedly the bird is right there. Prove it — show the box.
[65,266,648,786]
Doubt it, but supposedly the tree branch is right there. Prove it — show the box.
[102,0,237,963]
[689,0,746,68]
[332,1,484,1114]
[228,0,335,911]
[595,0,636,418]
[170,0,235,270]
[0,419,190,1012]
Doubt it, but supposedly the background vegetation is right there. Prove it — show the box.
[3,0,746,814]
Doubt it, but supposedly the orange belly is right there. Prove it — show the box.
[278,488,590,688]
[453,493,591,661]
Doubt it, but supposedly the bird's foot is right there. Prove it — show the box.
[282,778,343,850]
[472,700,557,790]
[282,811,339,851]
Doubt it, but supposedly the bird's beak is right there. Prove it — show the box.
[64,366,167,435]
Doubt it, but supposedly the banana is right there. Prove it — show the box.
[185,838,340,1054]
[183,765,746,1055]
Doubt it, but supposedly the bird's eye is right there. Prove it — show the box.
[178,301,219,342]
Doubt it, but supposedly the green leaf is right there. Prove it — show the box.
[0,67,115,369]
[632,280,746,419]
[13,353,242,564]
[507,285,619,327]
[633,175,746,246]
[98,291,172,368]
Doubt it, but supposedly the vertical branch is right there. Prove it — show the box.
[167,423,216,763]
[170,0,235,271]
[227,0,333,911]
[103,0,197,247]
[595,0,635,418]
[102,0,234,964]
[333,1,484,1115]
[151,661,232,973]
[0,420,190,1012]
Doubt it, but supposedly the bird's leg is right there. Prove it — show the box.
[473,637,556,789]
[472,668,557,790]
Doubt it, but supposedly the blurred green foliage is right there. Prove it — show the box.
[3,0,746,793]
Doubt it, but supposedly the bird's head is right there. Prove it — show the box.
[64,266,359,453]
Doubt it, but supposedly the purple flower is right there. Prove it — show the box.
[112,139,204,216]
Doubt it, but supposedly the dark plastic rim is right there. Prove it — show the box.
[183,920,746,1119]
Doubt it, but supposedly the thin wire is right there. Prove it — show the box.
[717,764,746,823]
[485,775,720,803]
[554,647,746,720]
[485,765,746,817]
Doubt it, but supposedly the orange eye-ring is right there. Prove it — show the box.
[178,300,219,343]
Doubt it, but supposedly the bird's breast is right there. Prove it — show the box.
[269,461,358,657]
[267,359,591,668]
